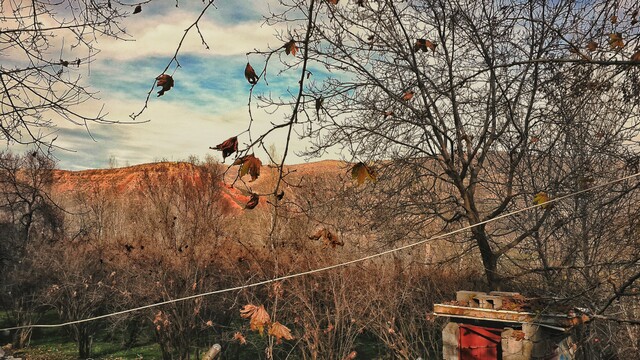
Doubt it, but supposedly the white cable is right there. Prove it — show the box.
[1,171,639,332]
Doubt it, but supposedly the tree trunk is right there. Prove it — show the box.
[472,227,501,289]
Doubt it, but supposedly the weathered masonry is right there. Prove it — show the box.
[434,291,590,359]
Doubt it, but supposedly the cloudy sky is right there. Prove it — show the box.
[20,1,330,170]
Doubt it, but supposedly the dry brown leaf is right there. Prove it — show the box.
[156,74,174,97]
[327,0,339,4]
[402,90,415,101]
[210,136,238,161]
[133,5,142,14]
[351,162,376,185]
[609,33,624,50]
[245,193,259,210]
[268,321,294,344]
[631,50,640,62]
[245,62,258,84]
[610,15,617,24]
[240,304,271,335]
[234,154,262,181]
[586,41,598,52]
[234,332,247,345]
[284,40,298,56]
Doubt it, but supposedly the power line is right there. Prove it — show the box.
[1,171,639,332]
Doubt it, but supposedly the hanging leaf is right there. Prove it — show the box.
[631,50,640,62]
[240,304,271,335]
[133,5,142,14]
[210,136,238,161]
[586,41,598,52]
[234,154,262,181]
[609,33,624,50]
[414,39,436,52]
[351,162,376,185]
[326,0,339,4]
[383,110,394,118]
[269,322,294,344]
[315,97,324,112]
[277,190,285,201]
[245,193,259,210]
[244,62,259,84]
[356,0,365,7]
[533,192,552,209]
[156,74,174,97]
[284,40,298,56]
[610,15,617,24]
[402,90,415,101]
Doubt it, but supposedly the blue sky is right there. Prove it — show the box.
[19,1,325,170]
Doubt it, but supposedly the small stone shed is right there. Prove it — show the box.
[434,291,590,360]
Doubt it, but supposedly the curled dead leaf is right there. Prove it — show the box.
[234,154,262,181]
[245,193,259,210]
[240,304,271,335]
[210,136,238,161]
[156,74,174,97]
[268,321,294,344]
[351,162,376,185]
[284,40,298,56]
[609,33,624,50]
[245,62,259,84]
[414,39,436,53]
[133,5,142,14]
[631,50,640,62]
[586,41,598,52]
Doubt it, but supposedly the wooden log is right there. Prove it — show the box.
[202,344,221,360]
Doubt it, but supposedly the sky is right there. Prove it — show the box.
[12,1,328,170]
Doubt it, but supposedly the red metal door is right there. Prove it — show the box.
[459,324,502,359]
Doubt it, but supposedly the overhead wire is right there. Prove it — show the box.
[1,171,639,332]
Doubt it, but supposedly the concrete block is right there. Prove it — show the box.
[442,322,459,360]
[456,291,484,305]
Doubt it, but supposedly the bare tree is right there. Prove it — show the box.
[0,0,140,148]
[249,0,640,289]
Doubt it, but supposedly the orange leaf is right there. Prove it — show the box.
[210,136,238,161]
[284,40,298,56]
[586,41,598,52]
[631,50,640,62]
[609,33,624,50]
[234,154,262,181]
[234,332,247,345]
[327,0,339,4]
[414,39,436,53]
[268,322,294,344]
[155,74,174,97]
[533,192,552,209]
[343,351,357,360]
[402,90,415,101]
[351,162,376,185]
[240,304,271,335]
[245,62,258,84]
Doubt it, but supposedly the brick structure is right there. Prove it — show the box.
[435,291,586,360]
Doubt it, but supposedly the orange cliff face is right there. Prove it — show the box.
[50,160,348,213]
